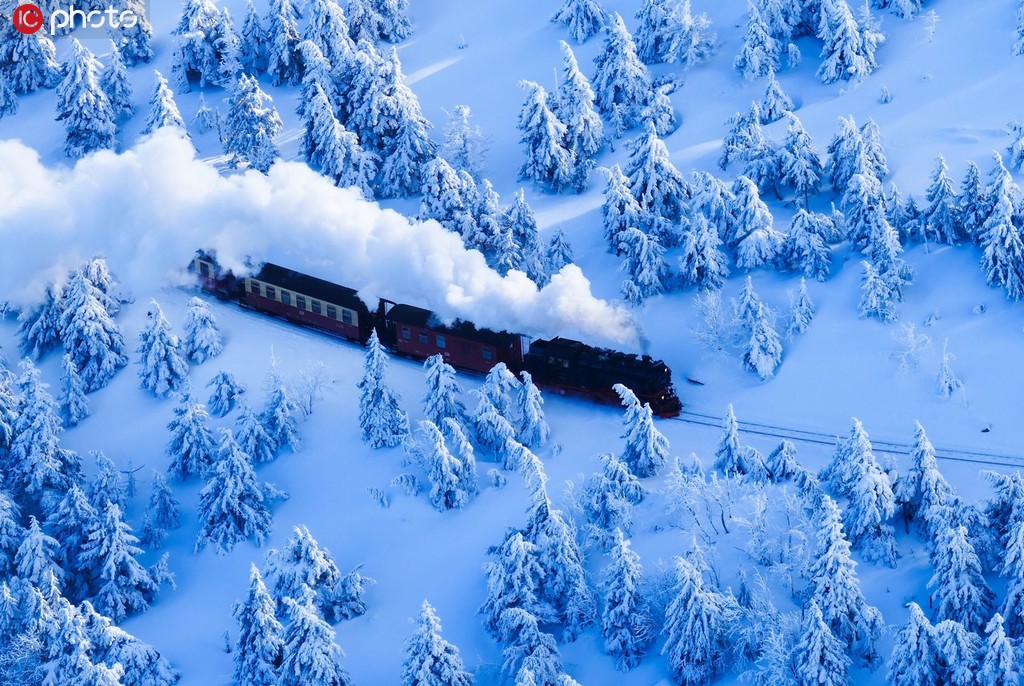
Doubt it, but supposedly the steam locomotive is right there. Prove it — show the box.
[192,253,682,418]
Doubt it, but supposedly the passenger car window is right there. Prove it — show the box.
[436,335,446,349]
[266,286,276,300]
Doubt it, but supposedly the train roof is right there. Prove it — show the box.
[529,337,670,373]
[387,303,523,348]
[252,263,370,311]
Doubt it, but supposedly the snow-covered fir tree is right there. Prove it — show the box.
[601,164,645,255]
[934,619,982,686]
[502,190,547,283]
[824,115,864,196]
[928,524,993,632]
[937,338,964,399]
[980,154,1024,299]
[690,171,737,241]
[816,0,883,84]
[734,3,781,80]
[358,331,410,448]
[820,417,876,499]
[843,170,888,251]
[641,83,676,137]
[661,555,737,686]
[303,0,353,69]
[661,0,717,68]
[58,353,89,428]
[859,260,898,322]
[626,121,688,230]
[888,602,943,686]
[498,607,575,685]
[793,599,850,686]
[114,0,155,66]
[265,0,303,85]
[766,439,802,481]
[17,282,64,361]
[0,16,59,93]
[278,595,353,686]
[441,105,487,180]
[195,429,273,554]
[55,40,116,159]
[556,41,604,168]
[859,118,889,179]
[223,74,283,172]
[600,529,651,670]
[261,364,301,454]
[374,0,413,43]
[923,155,961,244]
[165,393,217,480]
[301,84,377,195]
[957,160,987,242]
[785,209,832,280]
[480,531,545,636]
[713,403,746,477]
[517,80,576,193]
[618,227,671,305]
[79,501,159,621]
[731,175,775,248]
[236,401,277,465]
[400,600,474,686]
[515,372,550,449]
[414,421,472,511]
[979,613,1018,686]
[844,441,898,567]
[614,384,669,477]
[633,0,675,62]
[592,13,652,129]
[233,564,284,686]
[99,42,134,120]
[440,418,479,501]
[377,86,437,196]
[80,599,180,685]
[0,492,22,577]
[240,0,269,73]
[140,472,181,549]
[545,230,575,275]
[760,69,794,123]
[181,297,223,364]
[780,113,823,206]
[297,39,339,117]
[894,421,953,536]
[136,301,189,397]
[422,355,464,426]
[207,371,245,418]
[15,515,63,588]
[737,223,786,271]
[678,214,730,291]
[744,302,783,380]
[552,0,606,44]
[789,277,816,335]
[170,0,231,89]
[88,449,127,513]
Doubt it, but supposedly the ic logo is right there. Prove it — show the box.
[12,3,44,34]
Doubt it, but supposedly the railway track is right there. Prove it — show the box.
[668,410,1024,470]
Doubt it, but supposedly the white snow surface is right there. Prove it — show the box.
[2,0,1024,684]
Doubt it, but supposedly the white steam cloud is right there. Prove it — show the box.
[0,131,639,347]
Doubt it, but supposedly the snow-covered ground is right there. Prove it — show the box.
[2,0,1024,684]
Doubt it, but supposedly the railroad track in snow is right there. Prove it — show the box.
[667,410,1024,470]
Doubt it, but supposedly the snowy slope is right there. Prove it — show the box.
[2,0,1024,684]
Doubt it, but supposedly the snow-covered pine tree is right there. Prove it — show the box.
[0,18,59,93]
[731,175,775,249]
[17,282,64,361]
[545,230,575,274]
[625,121,688,230]
[233,564,284,686]
[765,439,801,482]
[170,0,228,89]
[301,84,377,194]
[236,401,277,465]
[195,429,273,554]
[0,492,22,578]
[600,529,651,670]
[662,0,717,68]
[780,113,823,207]
[690,171,737,241]
[88,449,127,514]
[79,501,159,621]
[515,372,550,449]
[887,601,943,686]
[552,0,606,44]
[480,530,545,636]
[760,69,794,123]
[55,40,116,159]
[793,599,851,686]
[441,104,487,180]
[377,87,437,197]
[928,524,993,632]
[206,371,245,418]
[345,0,383,43]
[210,7,242,85]
[136,301,189,397]
[165,393,217,480]
[614,384,669,478]
[937,338,964,400]
[956,160,987,242]
[678,214,730,291]
[734,2,781,80]
[979,154,1024,300]
[99,42,134,120]
[744,302,783,380]
[819,417,875,499]
[503,190,547,283]
[517,80,576,193]
[618,227,671,305]
[400,601,474,686]
[498,607,574,685]
[373,0,413,43]
[278,595,354,686]
[633,0,676,62]
[422,355,464,426]
[714,403,745,477]
[923,155,961,245]
[79,599,180,685]
[181,297,223,364]
[557,41,603,168]
[844,443,898,567]
[641,83,676,137]
[358,331,409,448]
[805,494,883,659]
[789,277,816,335]
[816,0,882,84]
[843,169,887,251]
[824,115,864,196]
[140,472,180,549]
[15,516,63,588]
[261,365,301,454]
[439,418,478,500]
[601,165,645,254]
[934,619,981,686]
[894,422,953,536]
[114,0,155,66]
[59,353,89,427]
[223,74,283,172]
[414,421,471,511]
[304,0,353,69]
[297,39,339,118]
[265,0,303,85]
[592,13,652,129]
[661,555,737,686]
[979,613,1018,686]
[859,118,889,179]
[240,0,269,73]
[859,260,897,322]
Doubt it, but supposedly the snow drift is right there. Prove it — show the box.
[0,130,639,346]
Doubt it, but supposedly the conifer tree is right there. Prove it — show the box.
[923,156,961,244]
[720,102,763,172]
[618,227,671,305]
[979,154,1024,300]
[516,372,550,449]
[633,0,675,62]
[401,600,474,686]
[731,176,775,249]
[785,210,832,280]
[744,303,783,380]
[517,80,576,193]
[414,421,471,511]
[641,83,676,137]
[136,301,189,397]
[614,384,669,478]
[80,599,179,685]
[261,365,301,454]
[498,607,573,685]
[503,190,548,283]
[662,0,717,68]
[234,564,284,686]
[223,74,283,172]
[236,401,276,465]
[0,19,60,93]
[859,118,889,179]
[859,260,897,322]
[418,156,467,230]
[625,121,688,228]
[678,214,730,291]
[556,41,604,167]
[957,161,987,242]
[79,501,158,621]
[714,404,745,477]
[88,449,127,514]
[278,596,354,686]
[934,619,981,686]
[422,355,464,426]
[15,516,63,588]
[552,0,606,43]
[480,531,545,636]
[888,602,943,686]
[195,429,273,554]
[794,599,851,686]
[690,171,737,241]
[56,40,116,159]
[760,69,794,123]
[600,529,651,670]
[928,524,993,632]
[265,0,303,85]
[58,353,89,428]
[140,472,180,549]
[734,3,781,80]
[601,165,644,254]
[766,439,801,481]
[171,0,234,88]
[441,105,487,180]
[824,115,864,196]
[816,0,882,84]
[346,0,383,43]
[115,0,155,66]
[241,0,269,74]
[358,331,409,448]
[206,371,245,418]
[378,99,437,198]
[895,422,953,536]
[0,492,21,578]
[592,13,652,129]
[845,444,898,567]
[165,394,217,480]
[781,113,823,206]
[17,282,64,361]
[789,277,816,335]
[545,230,575,274]
[303,0,353,68]
[979,614,1018,686]
[302,84,377,195]
[99,42,134,120]
[181,297,223,364]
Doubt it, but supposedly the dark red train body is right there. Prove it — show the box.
[190,253,682,418]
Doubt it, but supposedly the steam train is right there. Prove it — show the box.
[192,253,682,418]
